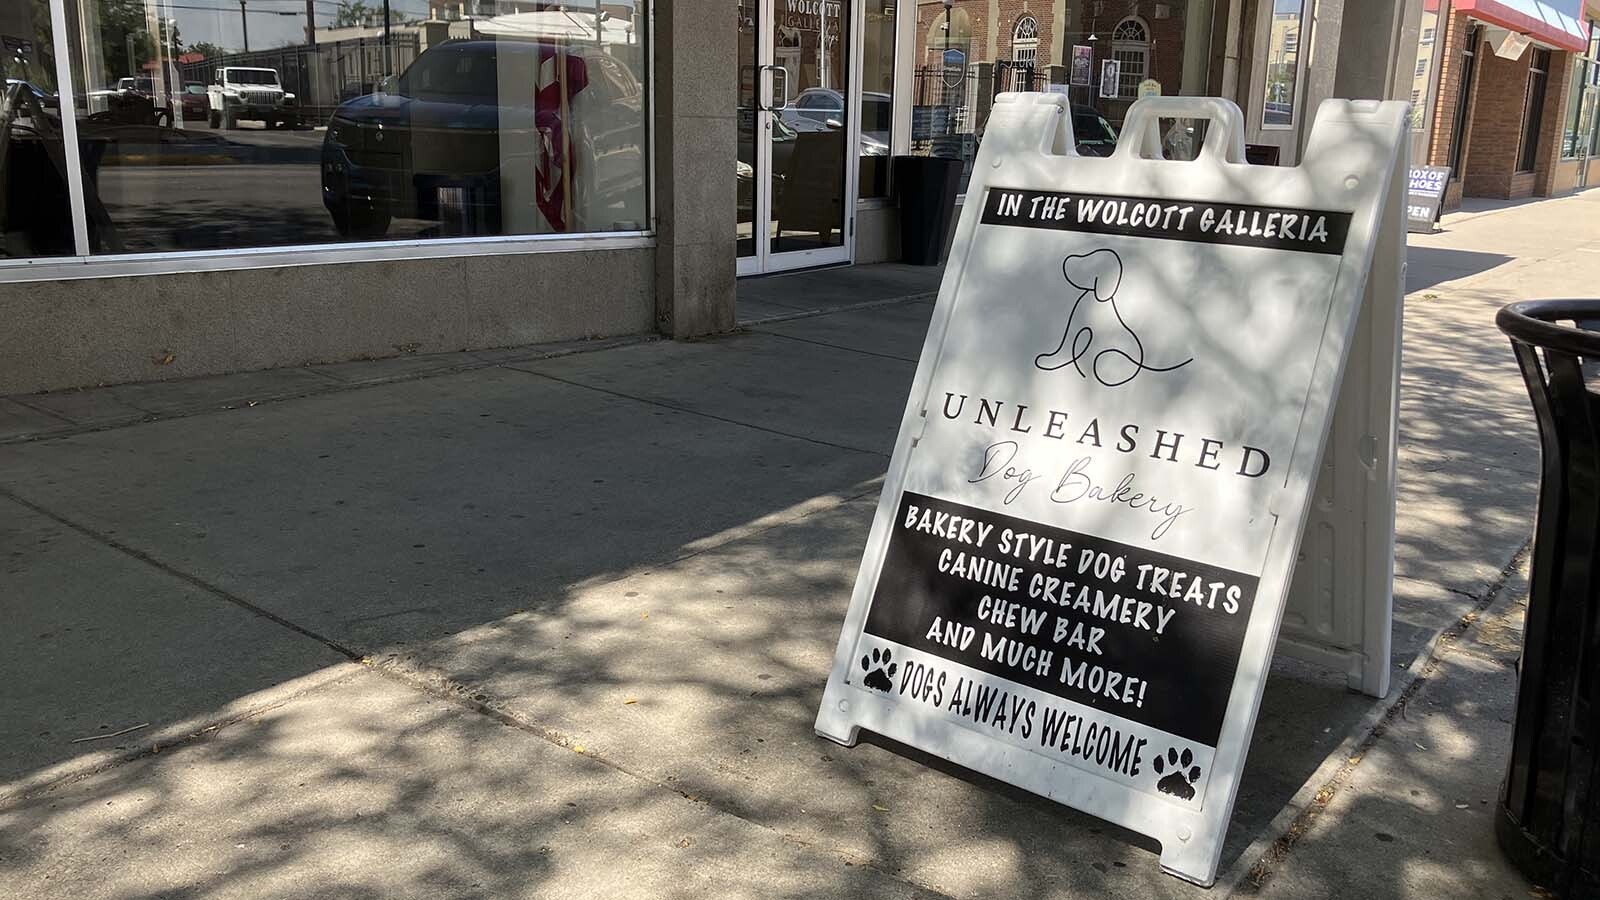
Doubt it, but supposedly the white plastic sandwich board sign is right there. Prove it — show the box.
[816,94,1408,886]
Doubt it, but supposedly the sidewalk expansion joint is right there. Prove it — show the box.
[358,654,962,900]
[6,397,78,426]
[0,486,368,666]
[503,365,891,458]
[1227,537,1532,896]
[736,291,938,328]
[0,668,366,809]
[752,329,921,364]
[0,334,660,447]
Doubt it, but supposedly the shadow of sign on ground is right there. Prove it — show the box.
[1404,246,1513,293]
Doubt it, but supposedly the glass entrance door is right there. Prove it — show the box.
[737,0,857,276]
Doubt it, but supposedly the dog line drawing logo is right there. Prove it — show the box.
[1033,249,1194,386]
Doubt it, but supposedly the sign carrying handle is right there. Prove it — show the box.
[1112,96,1248,165]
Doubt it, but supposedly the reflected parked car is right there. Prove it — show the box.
[321,39,646,238]
[1070,105,1118,157]
[780,87,891,156]
[180,82,209,122]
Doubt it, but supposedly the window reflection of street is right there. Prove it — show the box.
[92,124,437,252]
[0,0,652,256]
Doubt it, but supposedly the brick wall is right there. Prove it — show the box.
[915,1,1191,99]
[1461,35,1533,197]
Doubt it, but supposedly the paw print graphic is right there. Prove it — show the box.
[859,648,897,692]
[1153,747,1202,802]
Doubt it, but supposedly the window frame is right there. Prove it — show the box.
[856,0,900,203]
[1448,23,1481,176]
[1587,19,1600,157]
[0,0,657,280]
[1562,49,1589,159]
[1260,0,1307,130]
[1517,48,1551,173]
[1110,16,1150,100]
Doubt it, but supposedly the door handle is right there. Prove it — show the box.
[756,65,790,112]
[770,66,789,111]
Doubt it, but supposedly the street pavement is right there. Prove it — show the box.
[91,127,433,252]
[1,189,1596,898]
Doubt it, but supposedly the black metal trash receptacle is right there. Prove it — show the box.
[1495,299,1600,897]
[894,155,961,266]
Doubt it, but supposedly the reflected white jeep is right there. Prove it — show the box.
[207,67,298,129]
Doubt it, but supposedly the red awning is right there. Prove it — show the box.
[1424,0,1589,52]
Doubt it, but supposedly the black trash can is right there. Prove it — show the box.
[894,155,961,266]
[1495,299,1600,897]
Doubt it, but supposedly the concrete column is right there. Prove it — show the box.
[1328,0,1424,102]
[652,0,738,339]
[1181,0,1216,95]
[1294,0,1423,159]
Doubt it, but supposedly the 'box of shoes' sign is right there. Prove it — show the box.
[816,95,1407,887]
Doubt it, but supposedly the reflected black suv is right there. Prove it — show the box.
[321,39,645,238]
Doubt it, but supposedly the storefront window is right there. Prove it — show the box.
[859,0,894,198]
[1,0,75,257]
[910,0,1215,192]
[52,0,647,256]
[1263,0,1304,128]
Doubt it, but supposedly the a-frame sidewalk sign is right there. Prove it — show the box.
[816,94,1408,886]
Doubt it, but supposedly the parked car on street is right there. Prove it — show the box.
[208,67,298,129]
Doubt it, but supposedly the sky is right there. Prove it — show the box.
[164,0,627,54]
[161,0,431,54]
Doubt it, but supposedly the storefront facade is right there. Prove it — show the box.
[1410,0,1597,210]
[0,0,1418,393]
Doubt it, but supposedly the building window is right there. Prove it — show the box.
[3,0,650,263]
[1410,8,1441,136]
[1564,51,1589,158]
[1009,15,1039,90]
[1448,24,1481,175]
[1421,26,1436,46]
[860,0,896,198]
[1111,17,1149,99]
[1518,48,1550,172]
[1264,0,1305,127]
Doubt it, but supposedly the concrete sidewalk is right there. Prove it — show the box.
[1,187,1595,898]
